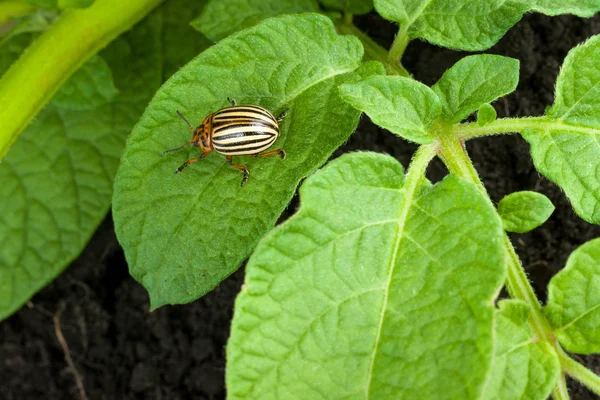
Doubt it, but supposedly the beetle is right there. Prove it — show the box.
[164,98,286,186]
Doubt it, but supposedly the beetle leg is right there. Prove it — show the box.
[226,155,249,186]
[276,110,287,121]
[254,148,286,160]
[174,151,209,173]
[227,97,237,107]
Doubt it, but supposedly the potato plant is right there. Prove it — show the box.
[2,0,600,399]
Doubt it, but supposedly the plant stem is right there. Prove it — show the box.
[435,129,554,342]
[0,0,165,160]
[335,20,409,77]
[0,1,36,25]
[557,346,600,396]
[553,373,570,400]
[388,27,409,69]
[453,116,600,140]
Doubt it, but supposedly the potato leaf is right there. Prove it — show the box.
[320,0,373,15]
[432,55,519,124]
[522,34,600,224]
[227,152,506,399]
[339,75,440,144]
[486,300,560,400]
[0,0,209,321]
[374,0,529,51]
[498,191,554,233]
[545,238,600,354]
[112,14,381,309]
[532,0,600,17]
[191,0,320,42]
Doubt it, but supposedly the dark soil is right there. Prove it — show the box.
[3,11,600,400]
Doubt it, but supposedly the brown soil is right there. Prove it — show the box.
[2,11,600,400]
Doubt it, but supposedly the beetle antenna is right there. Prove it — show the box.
[176,110,194,132]
[164,141,193,154]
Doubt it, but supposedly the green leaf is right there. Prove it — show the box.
[191,0,320,42]
[374,0,529,51]
[0,0,210,320]
[112,14,380,309]
[51,54,118,110]
[432,55,520,124]
[477,103,497,126]
[521,35,600,224]
[320,0,373,15]
[545,238,600,354]
[227,152,506,399]
[339,75,440,144]
[498,191,554,233]
[486,300,560,400]
[532,0,600,17]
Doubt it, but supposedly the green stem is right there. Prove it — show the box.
[0,0,165,160]
[406,144,436,186]
[0,1,36,25]
[435,129,554,343]
[552,373,570,400]
[388,27,409,69]
[557,346,600,396]
[335,20,409,77]
[453,116,600,141]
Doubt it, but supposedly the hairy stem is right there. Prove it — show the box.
[436,132,554,340]
[557,347,600,396]
[552,373,570,400]
[0,0,165,159]
[453,115,600,140]
[335,21,409,77]
[388,27,409,71]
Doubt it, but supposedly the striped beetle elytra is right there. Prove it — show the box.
[164,98,286,186]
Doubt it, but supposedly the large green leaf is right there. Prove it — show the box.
[227,152,506,399]
[532,0,600,17]
[374,0,529,51]
[112,14,381,309]
[545,238,600,354]
[0,0,209,320]
[191,0,320,42]
[522,35,600,224]
[486,300,560,400]
[432,55,520,124]
[339,75,440,144]
[498,191,554,233]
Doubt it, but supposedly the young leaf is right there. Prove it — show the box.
[477,103,497,126]
[339,75,440,144]
[112,14,381,309]
[545,238,600,354]
[374,0,529,51]
[191,0,320,42]
[486,300,560,400]
[432,55,520,124]
[531,0,600,17]
[320,0,373,15]
[227,152,506,399]
[0,0,209,321]
[498,191,554,233]
[521,34,600,224]
[51,54,118,110]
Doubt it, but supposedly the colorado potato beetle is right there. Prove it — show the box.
[164,98,286,186]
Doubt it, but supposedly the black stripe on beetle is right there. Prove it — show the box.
[164,101,286,187]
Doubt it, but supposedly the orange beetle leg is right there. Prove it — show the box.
[226,155,249,187]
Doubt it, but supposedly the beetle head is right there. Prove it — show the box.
[192,116,212,152]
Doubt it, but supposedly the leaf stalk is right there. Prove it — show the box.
[557,346,600,397]
[0,0,165,160]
